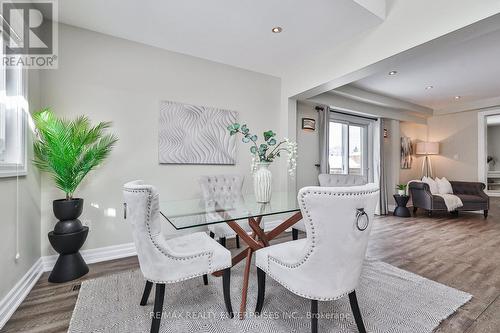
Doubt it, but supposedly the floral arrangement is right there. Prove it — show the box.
[227,123,297,175]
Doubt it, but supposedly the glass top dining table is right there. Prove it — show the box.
[160,191,303,319]
[160,191,300,230]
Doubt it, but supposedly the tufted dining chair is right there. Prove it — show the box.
[199,175,254,248]
[255,184,379,333]
[292,174,369,240]
[123,180,234,333]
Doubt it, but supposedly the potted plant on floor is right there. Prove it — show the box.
[33,108,117,282]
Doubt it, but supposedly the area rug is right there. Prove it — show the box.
[68,260,471,333]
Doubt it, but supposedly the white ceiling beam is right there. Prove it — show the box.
[434,96,500,115]
[287,5,500,100]
[332,85,433,115]
[307,92,427,124]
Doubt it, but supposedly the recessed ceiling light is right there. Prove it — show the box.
[454,96,461,99]
[425,86,434,90]
[388,71,398,76]
[271,26,283,33]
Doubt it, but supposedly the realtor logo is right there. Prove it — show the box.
[1,0,58,68]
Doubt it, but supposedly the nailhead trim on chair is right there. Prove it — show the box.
[145,264,231,284]
[258,187,379,301]
[124,187,231,284]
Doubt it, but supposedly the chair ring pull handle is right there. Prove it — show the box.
[356,208,369,231]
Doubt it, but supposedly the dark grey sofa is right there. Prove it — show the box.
[409,181,489,218]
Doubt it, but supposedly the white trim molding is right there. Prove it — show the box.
[0,258,44,329]
[477,107,500,195]
[1,243,137,329]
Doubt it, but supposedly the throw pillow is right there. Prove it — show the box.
[422,176,439,194]
[436,177,453,194]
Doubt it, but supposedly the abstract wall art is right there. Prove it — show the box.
[400,136,413,169]
[159,101,238,165]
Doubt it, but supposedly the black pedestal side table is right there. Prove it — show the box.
[48,226,89,283]
[393,194,411,217]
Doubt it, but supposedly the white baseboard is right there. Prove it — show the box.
[42,242,137,272]
[0,258,44,329]
[1,243,137,329]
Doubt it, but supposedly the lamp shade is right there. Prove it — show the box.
[416,142,439,155]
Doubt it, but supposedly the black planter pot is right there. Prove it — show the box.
[49,198,89,283]
[54,219,84,234]
[53,198,84,221]
[48,227,89,283]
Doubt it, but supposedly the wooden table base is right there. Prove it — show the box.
[214,211,302,319]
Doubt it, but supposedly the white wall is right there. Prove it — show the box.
[39,24,282,255]
[0,70,41,301]
[296,103,320,190]
[427,110,479,181]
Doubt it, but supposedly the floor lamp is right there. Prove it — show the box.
[416,142,439,178]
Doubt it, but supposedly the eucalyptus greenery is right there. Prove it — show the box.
[33,108,118,200]
[227,123,297,175]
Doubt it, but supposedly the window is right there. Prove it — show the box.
[328,113,373,177]
[0,52,28,177]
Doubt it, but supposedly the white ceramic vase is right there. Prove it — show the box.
[254,162,272,203]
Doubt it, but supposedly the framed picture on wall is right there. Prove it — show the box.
[302,118,316,131]
[400,136,413,169]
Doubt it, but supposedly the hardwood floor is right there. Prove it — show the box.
[2,200,500,333]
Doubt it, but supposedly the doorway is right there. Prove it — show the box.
[478,108,500,196]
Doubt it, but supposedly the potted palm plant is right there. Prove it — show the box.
[33,108,117,282]
[33,108,117,226]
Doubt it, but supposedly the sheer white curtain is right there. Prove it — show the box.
[374,118,388,215]
[318,105,330,174]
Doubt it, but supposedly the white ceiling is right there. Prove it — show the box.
[350,27,500,113]
[58,0,384,77]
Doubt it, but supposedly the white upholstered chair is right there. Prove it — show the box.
[318,173,367,187]
[256,184,379,333]
[123,180,234,333]
[292,173,369,240]
[199,175,254,248]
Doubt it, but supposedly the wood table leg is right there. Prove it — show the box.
[265,211,303,241]
[248,217,269,247]
[239,247,253,319]
[212,212,303,319]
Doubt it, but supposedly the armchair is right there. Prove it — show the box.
[255,184,379,333]
[123,180,233,333]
